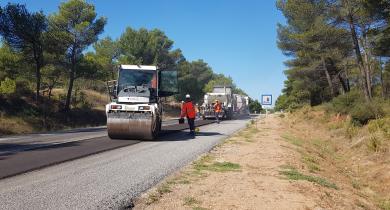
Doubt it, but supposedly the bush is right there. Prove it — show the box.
[349,102,384,126]
[367,134,382,152]
[344,120,359,139]
[74,91,93,109]
[328,90,363,114]
[327,91,388,126]
[0,77,16,95]
[368,117,390,138]
[15,78,32,95]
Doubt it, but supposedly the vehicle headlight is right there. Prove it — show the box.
[138,106,150,111]
[111,105,122,109]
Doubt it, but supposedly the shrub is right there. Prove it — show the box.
[72,91,93,109]
[367,134,382,152]
[0,77,16,95]
[368,118,390,138]
[328,90,363,114]
[350,102,384,126]
[15,78,32,95]
[344,121,359,139]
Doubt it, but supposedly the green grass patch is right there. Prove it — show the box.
[280,168,338,189]
[146,193,159,205]
[280,164,297,170]
[192,155,240,173]
[183,196,200,206]
[157,183,172,194]
[379,199,390,210]
[282,133,304,147]
[367,135,380,152]
[193,207,210,210]
[312,139,335,155]
[310,138,342,161]
[194,161,241,172]
[146,180,175,205]
[328,121,344,130]
[178,179,191,184]
[302,155,321,172]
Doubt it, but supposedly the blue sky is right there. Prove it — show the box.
[1,0,287,104]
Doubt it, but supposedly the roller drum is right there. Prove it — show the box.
[107,112,158,140]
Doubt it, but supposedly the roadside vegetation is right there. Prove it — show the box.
[274,2,390,207]
[275,0,390,114]
[279,165,338,190]
[279,106,390,209]
[136,115,377,209]
[142,152,242,208]
[0,0,259,135]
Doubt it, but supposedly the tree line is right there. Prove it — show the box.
[275,0,390,111]
[0,0,246,113]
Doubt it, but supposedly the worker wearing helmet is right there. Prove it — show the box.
[214,99,222,124]
[180,94,196,136]
[195,103,200,118]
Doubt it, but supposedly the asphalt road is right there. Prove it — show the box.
[0,119,182,154]
[0,119,213,179]
[0,117,250,209]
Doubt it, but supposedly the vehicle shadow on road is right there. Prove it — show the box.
[156,131,222,141]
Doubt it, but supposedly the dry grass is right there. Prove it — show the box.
[0,116,34,136]
[0,89,107,136]
[82,89,109,110]
[284,106,390,209]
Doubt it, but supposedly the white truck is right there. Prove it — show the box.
[201,86,235,120]
[234,94,250,115]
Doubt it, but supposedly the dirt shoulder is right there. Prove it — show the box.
[134,114,381,210]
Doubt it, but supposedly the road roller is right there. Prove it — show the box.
[105,65,178,140]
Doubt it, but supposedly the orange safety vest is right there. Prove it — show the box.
[214,102,222,113]
[181,101,196,119]
[151,73,157,89]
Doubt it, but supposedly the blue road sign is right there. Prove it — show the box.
[261,94,272,105]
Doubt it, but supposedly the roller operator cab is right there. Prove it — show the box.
[106,65,178,140]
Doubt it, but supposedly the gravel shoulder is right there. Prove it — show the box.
[134,114,376,210]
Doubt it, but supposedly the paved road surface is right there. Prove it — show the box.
[0,119,182,154]
[0,117,249,210]
[0,119,213,179]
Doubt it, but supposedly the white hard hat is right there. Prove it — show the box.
[185,94,190,98]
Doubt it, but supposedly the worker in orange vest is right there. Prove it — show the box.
[195,103,200,118]
[151,72,157,89]
[214,99,222,124]
[180,94,196,136]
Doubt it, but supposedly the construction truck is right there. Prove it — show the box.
[201,86,235,120]
[105,65,177,140]
[234,94,250,115]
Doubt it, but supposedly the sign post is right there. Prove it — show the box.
[261,94,272,117]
